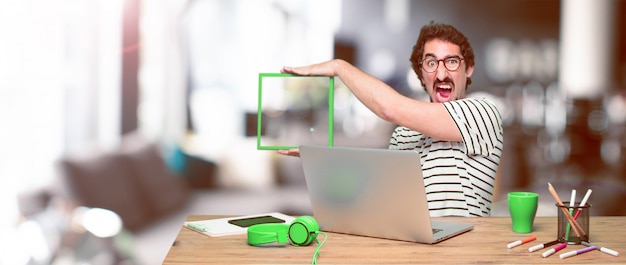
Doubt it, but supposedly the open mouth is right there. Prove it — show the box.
[435,83,454,102]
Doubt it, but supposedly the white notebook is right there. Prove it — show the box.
[183,212,295,237]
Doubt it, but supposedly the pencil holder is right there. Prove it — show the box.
[556,202,590,244]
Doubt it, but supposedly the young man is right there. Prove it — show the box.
[279,22,503,217]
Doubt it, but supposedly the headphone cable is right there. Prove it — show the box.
[311,231,327,265]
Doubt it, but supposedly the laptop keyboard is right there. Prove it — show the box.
[432,228,443,234]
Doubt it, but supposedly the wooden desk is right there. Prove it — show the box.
[163,215,625,264]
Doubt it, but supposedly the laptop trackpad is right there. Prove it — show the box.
[431,220,473,241]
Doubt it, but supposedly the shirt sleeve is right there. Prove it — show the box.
[442,98,504,157]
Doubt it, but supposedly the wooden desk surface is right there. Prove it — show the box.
[163,215,625,264]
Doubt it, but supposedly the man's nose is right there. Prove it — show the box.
[435,61,448,80]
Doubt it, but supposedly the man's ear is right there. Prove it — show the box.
[466,65,474,78]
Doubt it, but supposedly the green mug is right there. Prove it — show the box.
[508,192,539,233]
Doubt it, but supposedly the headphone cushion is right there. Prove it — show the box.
[289,215,319,245]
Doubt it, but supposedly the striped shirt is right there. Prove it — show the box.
[388,98,503,217]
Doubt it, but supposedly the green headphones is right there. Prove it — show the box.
[247,215,320,246]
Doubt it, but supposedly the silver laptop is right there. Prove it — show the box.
[299,145,473,244]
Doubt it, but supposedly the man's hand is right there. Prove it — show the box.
[277,148,300,157]
[281,59,340,77]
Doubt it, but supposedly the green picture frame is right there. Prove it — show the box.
[257,73,334,150]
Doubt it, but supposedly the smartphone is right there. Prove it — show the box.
[227,215,286,228]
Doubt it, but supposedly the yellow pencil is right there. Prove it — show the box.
[548,183,584,237]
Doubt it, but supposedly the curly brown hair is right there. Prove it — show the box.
[409,22,475,89]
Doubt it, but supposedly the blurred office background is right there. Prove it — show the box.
[1,0,625,264]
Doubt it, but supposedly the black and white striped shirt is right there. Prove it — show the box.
[388,98,504,217]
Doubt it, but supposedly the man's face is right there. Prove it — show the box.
[420,39,474,103]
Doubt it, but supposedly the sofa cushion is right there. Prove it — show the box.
[60,138,191,232]
[61,152,150,231]
[119,143,190,220]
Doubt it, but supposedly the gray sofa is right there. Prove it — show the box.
[17,134,312,265]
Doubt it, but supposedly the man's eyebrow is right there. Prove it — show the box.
[423,53,462,59]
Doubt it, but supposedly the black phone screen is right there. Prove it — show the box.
[227,215,286,228]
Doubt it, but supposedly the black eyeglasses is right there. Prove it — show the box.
[419,56,464,73]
